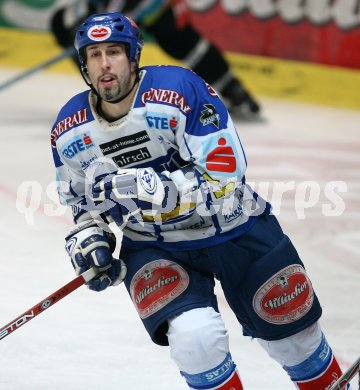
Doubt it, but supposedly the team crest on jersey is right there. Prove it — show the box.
[137,168,157,195]
[200,104,220,128]
[130,260,189,319]
[253,265,314,324]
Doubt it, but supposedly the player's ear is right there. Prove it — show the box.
[130,61,137,73]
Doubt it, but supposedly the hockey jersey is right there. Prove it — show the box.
[52,65,269,250]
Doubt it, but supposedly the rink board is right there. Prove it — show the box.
[1,27,360,111]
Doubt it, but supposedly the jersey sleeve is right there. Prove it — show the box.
[55,161,90,222]
[51,100,93,223]
[173,69,247,203]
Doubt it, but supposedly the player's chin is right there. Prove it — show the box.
[100,86,121,101]
[100,90,117,102]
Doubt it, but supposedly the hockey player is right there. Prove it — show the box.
[53,12,349,390]
[50,0,260,120]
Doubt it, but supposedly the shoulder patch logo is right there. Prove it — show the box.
[200,104,220,128]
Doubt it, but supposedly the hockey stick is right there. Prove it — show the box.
[0,267,97,341]
[328,356,360,390]
[0,46,76,92]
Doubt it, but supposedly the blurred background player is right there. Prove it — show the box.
[50,0,261,120]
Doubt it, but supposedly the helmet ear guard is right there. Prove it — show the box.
[78,50,91,85]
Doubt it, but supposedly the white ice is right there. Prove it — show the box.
[0,68,359,390]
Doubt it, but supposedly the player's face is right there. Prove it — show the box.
[86,42,136,102]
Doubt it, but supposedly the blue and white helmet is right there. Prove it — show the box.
[75,12,144,80]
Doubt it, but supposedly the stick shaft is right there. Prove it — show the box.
[329,357,360,390]
[0,267,96,340]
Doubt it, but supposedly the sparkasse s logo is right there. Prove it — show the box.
[206,137,236,173]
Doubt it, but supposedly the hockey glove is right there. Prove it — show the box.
[65,220,126,291]
[92,168,177,225]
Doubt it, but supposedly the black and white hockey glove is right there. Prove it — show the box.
[92,168,178,225]
[65,220,126,292]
